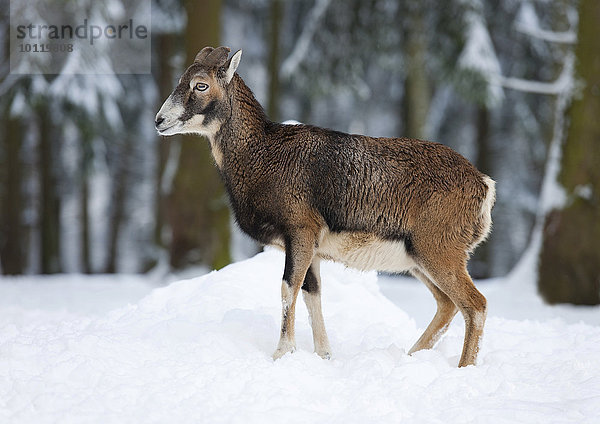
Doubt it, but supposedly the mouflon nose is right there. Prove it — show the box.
[155,116,165,128]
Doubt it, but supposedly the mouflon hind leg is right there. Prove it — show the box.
[417,252,487,367]
[408,268,458,354]
[301,258,331,359]
[453,268,487,367]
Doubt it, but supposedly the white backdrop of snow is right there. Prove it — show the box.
[1,249,600,423]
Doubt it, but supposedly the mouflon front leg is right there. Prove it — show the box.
[302,258,331,359]
[273,229,317,359]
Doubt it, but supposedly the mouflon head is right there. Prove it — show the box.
[155,46,242,138]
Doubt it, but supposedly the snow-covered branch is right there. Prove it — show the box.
[515,1,576,44]
[516,23,576,44]
[490,53,574,95]
[280,0,332,80]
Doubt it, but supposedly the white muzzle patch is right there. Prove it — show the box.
[155,96,185,136]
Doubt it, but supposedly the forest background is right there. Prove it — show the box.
[1,0,598,305]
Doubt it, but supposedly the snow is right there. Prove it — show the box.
[496,55,574,96]
[516,2,541,32]
[458,5,504,105]
[459,12,502,78]
[1,249,600,423]
[515,2,576,44]
[279,0,332,80]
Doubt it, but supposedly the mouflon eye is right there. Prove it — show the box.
[194,82,208,92]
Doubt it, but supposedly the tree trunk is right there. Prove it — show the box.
[1,22,26,275]
[267,0,283,122]
[76,125,93,274]
[105,138,131,273]
[38,106,62,274]
[0,116,25,274]
[168,0,231,270]
[80,165,91,274]
[538,0,600,304]
[154,32,177,256]
[403,5,429,140]
[470,105,492,278]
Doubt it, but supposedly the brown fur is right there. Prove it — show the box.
[156,46,496,367]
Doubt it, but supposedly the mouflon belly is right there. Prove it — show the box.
[267,231,416,273]
[316,231,416,273]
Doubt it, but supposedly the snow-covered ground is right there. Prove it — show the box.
[1,249,599,423]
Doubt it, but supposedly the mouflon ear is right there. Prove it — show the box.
[225,49,242,84]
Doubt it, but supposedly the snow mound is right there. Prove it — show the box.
[1,250,600,423]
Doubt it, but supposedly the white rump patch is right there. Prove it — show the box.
[477,175,496,244]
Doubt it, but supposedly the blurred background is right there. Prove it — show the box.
[0,0,598,305]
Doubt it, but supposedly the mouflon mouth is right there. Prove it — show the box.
[156,121,182,136]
